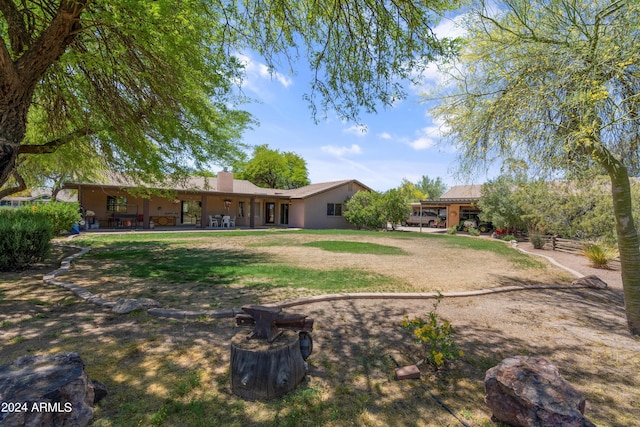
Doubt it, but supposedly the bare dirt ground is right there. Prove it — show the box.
[1,234,639,426]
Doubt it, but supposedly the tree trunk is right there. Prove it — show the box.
[0,1,87,190]
[230,331,306,400]
[608,165,640,335]
[0,98,29,190]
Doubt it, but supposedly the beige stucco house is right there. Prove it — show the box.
[63,172,371,230]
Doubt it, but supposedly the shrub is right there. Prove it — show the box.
[446,226,457,235]
[582,242,618,269]
[25,202,80,235]
[530,233,546,249]
[0,209,54,271]
[402,293,463,369]
[468,227,480,236]
[501,234,517,242]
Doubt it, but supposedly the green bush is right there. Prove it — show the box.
[446,226,457,235]
[0,209,54,271]
[501,234,517,242]
[530,233,546,249]
[23,202,80,235]
[468,227,480,236]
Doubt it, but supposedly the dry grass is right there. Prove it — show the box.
[1,231,639,426]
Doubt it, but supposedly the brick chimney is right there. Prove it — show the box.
[217,171,234,192]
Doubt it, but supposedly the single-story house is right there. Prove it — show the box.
[414,184,482,229]
[63,172,371,230]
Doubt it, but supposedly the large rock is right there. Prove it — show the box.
[0,352,105,427]
[111,298,161,314]
[571,275,608,289]
[485,356,595,427]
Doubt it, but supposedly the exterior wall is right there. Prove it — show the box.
[301,182,363,229]
[444,203,479,228]
[79,187,145,228]
[75,180,366,230]
[289,201,305,228]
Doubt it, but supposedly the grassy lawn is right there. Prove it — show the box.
[63,229,552,311]
[1,230,635,426]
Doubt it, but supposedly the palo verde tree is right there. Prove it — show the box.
[433,0,640,334]
[0,0,459,197]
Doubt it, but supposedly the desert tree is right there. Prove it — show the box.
[433,0,640,333]
[416,175,448,199]
[233,144,310,189]
[0,0,459,196]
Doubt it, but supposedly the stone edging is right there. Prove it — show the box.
[43,242,597,320]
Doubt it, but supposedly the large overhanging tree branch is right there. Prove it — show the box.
[19,127,93,155]
[0,0,458,195]
[433,0,640,334]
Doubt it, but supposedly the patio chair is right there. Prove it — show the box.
[209,215,219,228]
[221,215,231,228]
[229,216,236,228]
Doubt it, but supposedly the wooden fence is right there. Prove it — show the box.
[548,236,583,254]
[542,235,621,267]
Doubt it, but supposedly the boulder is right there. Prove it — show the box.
[0,352,105,427]
[572,275,608,289]
[111,298,161,314]
[485,356,595,427]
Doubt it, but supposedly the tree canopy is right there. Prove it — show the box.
[398,175,447,202]
[432,0,640,334]
[233,144,310,189]
[0,0,459,197]
[478,175,525,231]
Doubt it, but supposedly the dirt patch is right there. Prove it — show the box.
[1,235,639,426]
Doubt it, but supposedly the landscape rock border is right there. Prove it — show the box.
[43,241,606,320]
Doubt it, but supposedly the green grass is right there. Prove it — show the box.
[302,240,407,255]
[84,246,401,292]
[73,230,546,296]
[436,234,547,268]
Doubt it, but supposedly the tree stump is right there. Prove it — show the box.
[230,330,306,400]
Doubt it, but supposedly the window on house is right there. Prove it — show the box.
[327,203,342,216]
[107,196,127,212]
[238,201,245,218]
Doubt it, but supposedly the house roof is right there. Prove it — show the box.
[63,174,371,199]
[440,184,482,200]
[284,180,371,199]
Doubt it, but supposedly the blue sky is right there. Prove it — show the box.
[232,14,483,193]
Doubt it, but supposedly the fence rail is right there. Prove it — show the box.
[549,236,583,254]
[543,235,621,267]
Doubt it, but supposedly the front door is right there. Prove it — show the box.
[280,203,289,225]
[265,202,275,224]
[181,200,201,225]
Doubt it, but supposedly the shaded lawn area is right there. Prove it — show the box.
[2,231,637,426]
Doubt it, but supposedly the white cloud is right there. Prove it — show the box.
[409,136,436,150]
[408,13,469,95]
[321,144,363,157]
[377,132,392,140]
[343,124,368,137]
[434,14,468,39]
[234,53,293,98]
[408,126,440,150]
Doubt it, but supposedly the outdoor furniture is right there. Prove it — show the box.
[209,215,219,228]
[221,215,231,228]
[229,216,236,228]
